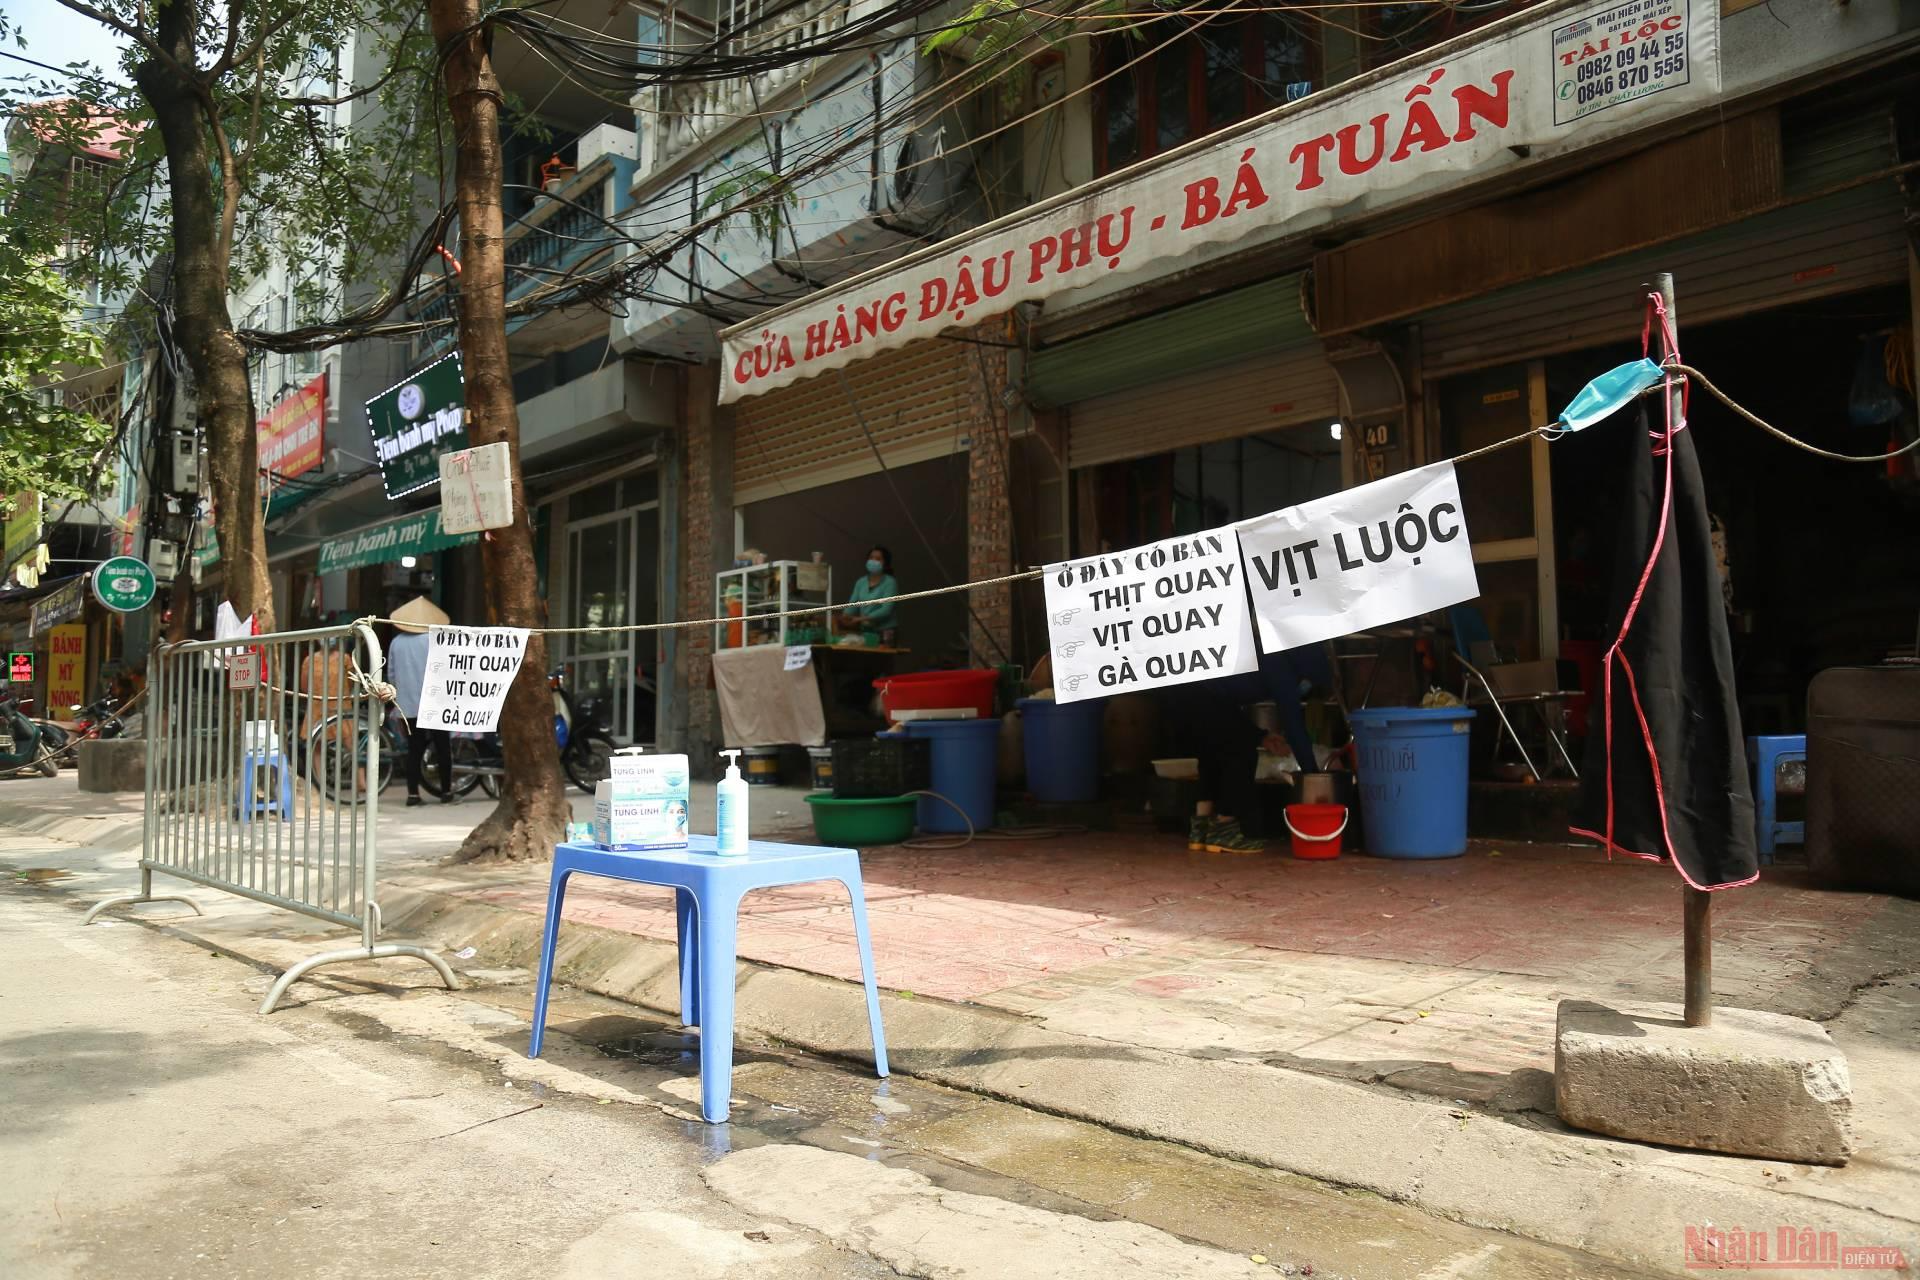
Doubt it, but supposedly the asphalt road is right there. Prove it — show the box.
[0,820,1658,1280]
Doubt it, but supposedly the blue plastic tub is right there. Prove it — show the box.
[1017,697,1103,803]
[900,719,1001,834]
[1347,706,1477,858]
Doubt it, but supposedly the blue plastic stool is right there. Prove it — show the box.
[1746,734,1806,863]
[528,837,889,1123]
[237,726,292,823]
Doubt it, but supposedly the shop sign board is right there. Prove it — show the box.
[366,353,466,499]
[48,624,86,710]
[3,491,40,574]
[8,652,33,685]
[258,370,328,479]
[315,508,477,575]
[31,576,87,636]
[92,556,157,613]
[718,0,1719,402]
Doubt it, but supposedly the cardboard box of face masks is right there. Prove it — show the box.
[592,752,691,851]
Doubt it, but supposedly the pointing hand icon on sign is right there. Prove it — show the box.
[1052,608,1080,626]
[1063,674,1087,691]
[1057,640,1084,658]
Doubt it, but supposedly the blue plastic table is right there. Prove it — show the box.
[527,836,889,1123]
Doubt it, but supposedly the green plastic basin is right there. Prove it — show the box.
[804,794,916,846]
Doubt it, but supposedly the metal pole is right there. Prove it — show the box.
[1651,269,1714,1029]
[1684,882,1711,1026]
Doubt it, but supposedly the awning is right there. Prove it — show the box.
[315,508,476,575]
[716,0,1722,404]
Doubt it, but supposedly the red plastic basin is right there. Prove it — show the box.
[874,669,999,721]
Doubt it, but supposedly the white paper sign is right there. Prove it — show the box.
[783,645,812,671]
[415,625,529,732]
[437,441,515,535]
[1236,463,1478,652]
[1043,529,1257,704]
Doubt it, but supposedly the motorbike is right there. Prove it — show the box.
[69,692,129,740]
[32,692,129,766]
[0,687,61,778]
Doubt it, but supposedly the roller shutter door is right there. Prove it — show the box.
[1029,273,1315,407]
[1421,110,1904,377]
[732,340,972,504]
[1067,342,1339,469]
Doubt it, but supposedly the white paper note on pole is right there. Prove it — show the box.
[415,625,529,732]
[1042,529,1258,703]
[438,441,515,534]
[1236,462,1479,651]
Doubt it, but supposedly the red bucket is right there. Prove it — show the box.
[1283,803,1348,860]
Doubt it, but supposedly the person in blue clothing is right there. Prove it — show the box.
[387,595,453,807]
[838,545,899,640]
[1165,642,1331,853]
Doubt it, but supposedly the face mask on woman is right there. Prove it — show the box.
[866,559,884,575]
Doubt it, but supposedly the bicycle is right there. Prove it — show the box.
[303,706,401,804]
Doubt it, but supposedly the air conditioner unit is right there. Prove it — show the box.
[877,54,979,232]
[577,123,638,169]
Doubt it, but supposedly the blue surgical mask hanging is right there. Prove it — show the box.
[1558,359,1666,432]
[866,559,884,575]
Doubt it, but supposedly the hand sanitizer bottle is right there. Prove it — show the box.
[715,749,748,856]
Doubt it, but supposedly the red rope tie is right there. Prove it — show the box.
[1645,293,1689,456]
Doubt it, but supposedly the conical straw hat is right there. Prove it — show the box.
[392,595,450,634]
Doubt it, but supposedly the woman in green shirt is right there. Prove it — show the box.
[839,545,899,639]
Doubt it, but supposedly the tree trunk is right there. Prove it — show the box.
[430,0,570,863]
[133,1,272,633]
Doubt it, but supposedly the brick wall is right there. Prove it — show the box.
[677,363,731,773]
[962,328,1014,665]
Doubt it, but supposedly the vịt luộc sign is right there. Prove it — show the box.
[718,0,1717,403]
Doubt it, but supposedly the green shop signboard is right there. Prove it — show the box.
[93,555,157,613]
[366,353,467,499]
[316,508,477,575]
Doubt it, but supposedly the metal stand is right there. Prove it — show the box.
[83,866,204,924]
[259,942,459,1015]
[1651,269,1713,1029]
[1683,886,1712,1027]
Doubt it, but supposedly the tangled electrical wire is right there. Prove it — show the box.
[238,0,1537,358]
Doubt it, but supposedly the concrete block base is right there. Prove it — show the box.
[77,739,147,793]
[1555,1000,1854,1165]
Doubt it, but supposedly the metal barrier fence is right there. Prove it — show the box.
[84,621,457,1013]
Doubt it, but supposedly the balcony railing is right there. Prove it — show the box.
[407,161,617,359]
[648,0,851,175]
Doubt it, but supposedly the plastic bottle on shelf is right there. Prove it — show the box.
[715,749,748,856]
